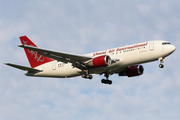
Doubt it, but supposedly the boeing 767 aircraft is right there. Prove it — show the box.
[5,36,176,85]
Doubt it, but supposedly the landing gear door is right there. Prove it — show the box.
[149,43,154,51]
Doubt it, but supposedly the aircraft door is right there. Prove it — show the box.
[162,43,164,52]
[52,62,56,70]
[149,43,154,51]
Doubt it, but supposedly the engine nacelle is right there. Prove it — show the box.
[119,65,144,77]
[88,55,111,67]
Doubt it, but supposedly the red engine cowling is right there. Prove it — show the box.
[119,65,144,77]
[88,55,111,67]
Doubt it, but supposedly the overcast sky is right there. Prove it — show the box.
[0,0,180,120]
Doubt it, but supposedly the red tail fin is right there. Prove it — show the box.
[19,36,53,68]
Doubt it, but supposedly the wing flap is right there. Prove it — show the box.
[4,63,43,72]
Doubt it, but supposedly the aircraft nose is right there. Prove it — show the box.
[171,45,176,52]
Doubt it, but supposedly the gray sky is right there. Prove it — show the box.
[0,0,180,120]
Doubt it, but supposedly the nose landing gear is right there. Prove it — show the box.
[159,57,165,68]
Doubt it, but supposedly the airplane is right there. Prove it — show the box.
[4,36,176,85]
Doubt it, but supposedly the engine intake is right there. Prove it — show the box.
[119,65,144,77]
[88,55,111,67]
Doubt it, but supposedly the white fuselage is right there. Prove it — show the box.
[28,40,175,78]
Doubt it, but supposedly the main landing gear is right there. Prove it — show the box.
[101,72,112,85]
[101,79,112,85]
[159,57,165,68]
[82,74,93,79]
[81,70,112,85]
[82,70,93,79]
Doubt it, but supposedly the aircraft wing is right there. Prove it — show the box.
[4,63,43,72]
[18,44,92,69]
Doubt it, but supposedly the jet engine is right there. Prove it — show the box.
[88,55,111,67]
[119,65,144,77]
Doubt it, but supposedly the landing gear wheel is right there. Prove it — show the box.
[82,74,93,79]
[159,64,164,68]
[85,74,90,78]
[101,79,112,85]
[89,75,93,79]
[107,80,112,85]
[101,79,105,83]
[82,74,86,78]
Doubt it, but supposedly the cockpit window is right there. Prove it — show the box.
[162,42,171,45]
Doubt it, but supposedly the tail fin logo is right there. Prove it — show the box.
[23,40,44,62]
[20,36,53,68]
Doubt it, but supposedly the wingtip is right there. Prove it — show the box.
[18,44,24,47]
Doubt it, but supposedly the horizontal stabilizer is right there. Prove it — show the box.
[4,63,43,72]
